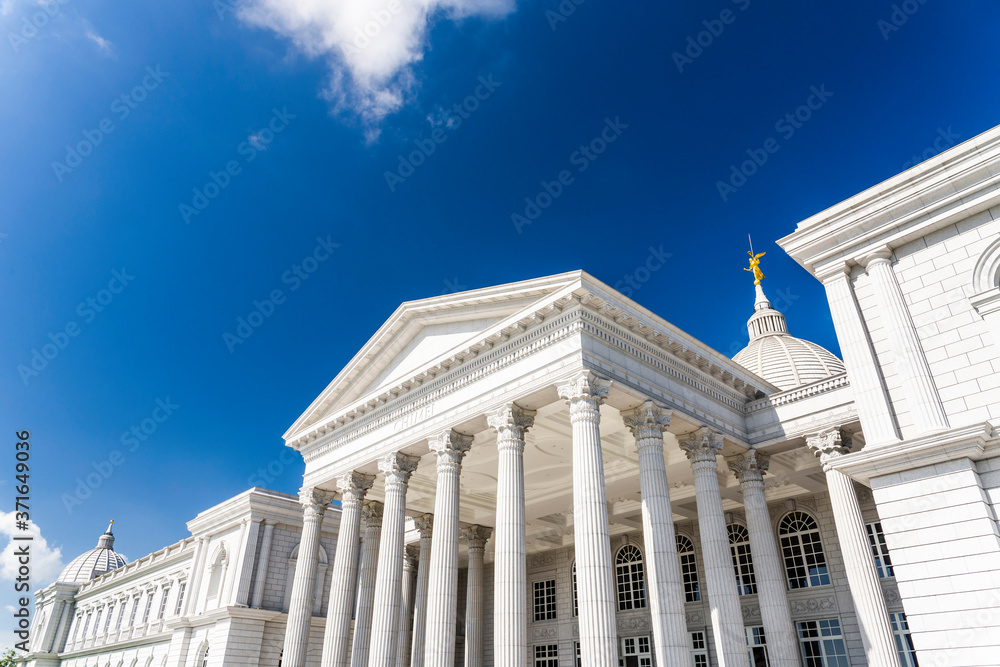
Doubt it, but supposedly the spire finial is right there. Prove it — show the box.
[106,520,114,534]
[744,235,766,286]
[96,520,117,550]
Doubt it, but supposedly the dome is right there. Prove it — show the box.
[732,284,845,391]
[57,521,127,584]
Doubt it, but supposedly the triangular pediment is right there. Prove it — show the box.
[284,271,587,441]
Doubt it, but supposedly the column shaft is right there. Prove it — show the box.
[251,522,275,609]
[410,515,434,667]
[396,548,418,667]
[283,488,334,667]
[423,431,474,667]
[729,452,799,667]
[235,519,262,606]
[681,429,750,667]
[368,453,420,667]
[559,374,617,666]
[322,473,375,667]
[351,501,384,667]
[809,429,902,667]
[463,526,491,667]
[865,251,949,434]
[821,267,899,445]
[622,402,688,667]
[488,405,535,667]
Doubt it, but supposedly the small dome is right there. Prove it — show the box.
[57,521,127,584]
[733,284,845,391]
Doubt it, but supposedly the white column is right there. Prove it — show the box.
[184,537,207,616]
[621,402,688,667]
[487,404,535,667]
[808,429,902,667]
[351,501,384,667]
[463,525,491,667]
[410,514,434,667]
[369,452,420,667]
[864,248,949,434]
[819,265,899,445]
[250,521,275,609]
[558,372,617,667]
[283,487,335,667]
[396,547,418,667]
[322,472,376,667]
[680,429,750,667]
[235,519,262,607]
[727,452,799,667]
[423,430,474,667]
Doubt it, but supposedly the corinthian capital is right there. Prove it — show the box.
[299,487,336,512]
[679,427,723,464]
[413,513,434,538]
[361,500,384,529]
[727,450,770,483]
[621,401,672,440]
[487,404,536,437]
[557,371,611,404]
[337,471,376,503]
[806,428,851,467]
[462,524,493,550]
[429,430,474,470]
[378,452,420,489]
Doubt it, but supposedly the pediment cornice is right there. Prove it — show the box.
[288,279,776,455]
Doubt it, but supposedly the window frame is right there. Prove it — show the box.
[689,630,709,667]
[677,534,701,603]
[728,523,758,596]
[779,512,831,590]
[615,544,647,611]
[797,618,849,667]
[532,579,557,622]
[866,521,894,578]
[532,643,558,667]
[890,612,918,667]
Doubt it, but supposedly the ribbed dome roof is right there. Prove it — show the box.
[732,284,845,391]
[57,521,127,584]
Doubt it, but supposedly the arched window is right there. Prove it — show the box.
[778,512,830,589]
[728,524,757,596]
[615,545,646,611]
[206,548,227,601]
[676,535,700,603]
[201,648,209,667]
[571,562,578,617]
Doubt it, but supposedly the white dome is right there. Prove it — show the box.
[733,334,845,390]
[732,284,845,391]
[57,522,127,584]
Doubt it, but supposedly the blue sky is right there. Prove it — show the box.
[2,0,999,636]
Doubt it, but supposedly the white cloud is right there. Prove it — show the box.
[85,29,114,57]
[236,0,515,133]
[0,512,65,591]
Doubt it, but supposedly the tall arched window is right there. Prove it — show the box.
[728,524,757,596]
[206,548,227,601]
[615,545,646,611]
[778,512,830,589]
[676,535,700,603]
[201,648,209,667]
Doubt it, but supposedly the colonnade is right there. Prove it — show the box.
[281,372,900,667]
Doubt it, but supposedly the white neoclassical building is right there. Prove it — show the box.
[21,124,1000,667]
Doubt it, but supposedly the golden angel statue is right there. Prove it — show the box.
[745,251,766,285]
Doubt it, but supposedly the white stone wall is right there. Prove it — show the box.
[853,207,1000,438]
[872,456,1000,666]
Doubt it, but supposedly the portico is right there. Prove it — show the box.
[278,271,903,667]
